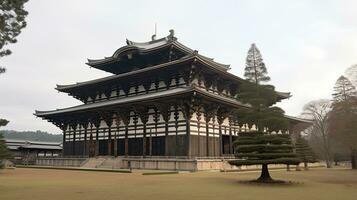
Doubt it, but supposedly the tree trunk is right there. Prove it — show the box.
[304,162,309,170]
[351,149,357,170]
[325,154,332,168]
[286,164,290,171]
[257,164,273,182]
[296,164,302,171]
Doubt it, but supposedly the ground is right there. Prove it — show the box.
[0,167,356,200]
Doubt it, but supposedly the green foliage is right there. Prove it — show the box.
[0,119,9,127]
[0,130,62,142]
[0,0,29,72]
[295,136,317,163]
[236,83,289,132]
[244,43,270,85]
[228,131,300,166]
[0,133,11,169]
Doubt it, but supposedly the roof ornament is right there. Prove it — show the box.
[168,29,175,40]
[126,39,132,45]
[151,34,156,41]
[152,23,157,41]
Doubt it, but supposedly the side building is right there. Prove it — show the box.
[35,30,306,158]
[5,139,62,164]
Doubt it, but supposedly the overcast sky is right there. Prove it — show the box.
[1,0,356,134]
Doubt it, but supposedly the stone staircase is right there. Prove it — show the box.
[80,157,106,168]
[96,157,123,169]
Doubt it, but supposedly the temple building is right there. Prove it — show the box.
[35,30,306,159]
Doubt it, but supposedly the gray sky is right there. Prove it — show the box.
[1,0,356,134]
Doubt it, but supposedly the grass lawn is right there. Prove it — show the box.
[0,167,356,200]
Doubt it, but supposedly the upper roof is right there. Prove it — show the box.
[86,29,230,74]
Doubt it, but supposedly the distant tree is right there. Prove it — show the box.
[301,99,332,168]
[345,64,357,87]
[329,98,357,169]
[244,43,270,86]
[229,132,299,182]
[332,76,357,103]
[0,0,29,72]
[0,130,62,142]
[0,119,10,169]
[329,76,357,169]
[295,136,316,170]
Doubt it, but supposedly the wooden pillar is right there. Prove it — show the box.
[125,124,128,157]
[186,118,190,158]
[103,113,113,156]
[91,116,101,157]
[174,106,179,157]
[205,120,209,157]
[217,108,228,157]
[178,102,194,158]
[143,123,147,157]
[108,127,112,156]
[229,118,233,155]
[117,109,130,157]
[114,116,121,157]
[84,126,88,156]
[149,129,152,156]
[136,107,148,157]
[218,124,223,157]
[197,111,201,157]
[71,123,77,156]
[60,123,67,156]
[95,125,99,156]
[157,104,170,157]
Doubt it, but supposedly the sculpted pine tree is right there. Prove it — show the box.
[295,136,316,170]
[0,0,29,73]
[230,48,298,182]
[332,76,357,103]
[229,132,300,182]
[244,43,270,86]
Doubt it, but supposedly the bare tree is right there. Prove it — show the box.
[302,99,332,168]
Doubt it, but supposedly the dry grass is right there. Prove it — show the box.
[0,167,356,200]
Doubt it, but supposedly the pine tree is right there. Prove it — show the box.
[0,0,29,72]
[229,44,297,182]
[333,76,357,103]
[0,119,10,169]
[329,76,357,170]
[228,132,300,182]
[345,64,357,87]
[244,43,270,85]
[295,136,316,170]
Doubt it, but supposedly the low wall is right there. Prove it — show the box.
[35,157,324,171]
[36,158,87,167]
[120,158,238,171]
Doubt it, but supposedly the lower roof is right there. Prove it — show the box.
[35,86,250,118]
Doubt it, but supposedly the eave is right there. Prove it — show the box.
[35,86,249,118]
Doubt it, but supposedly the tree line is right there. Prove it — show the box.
[302,65,357,169]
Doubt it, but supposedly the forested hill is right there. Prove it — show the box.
[0,130,62,142]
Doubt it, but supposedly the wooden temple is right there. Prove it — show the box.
[35,30,300,158]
